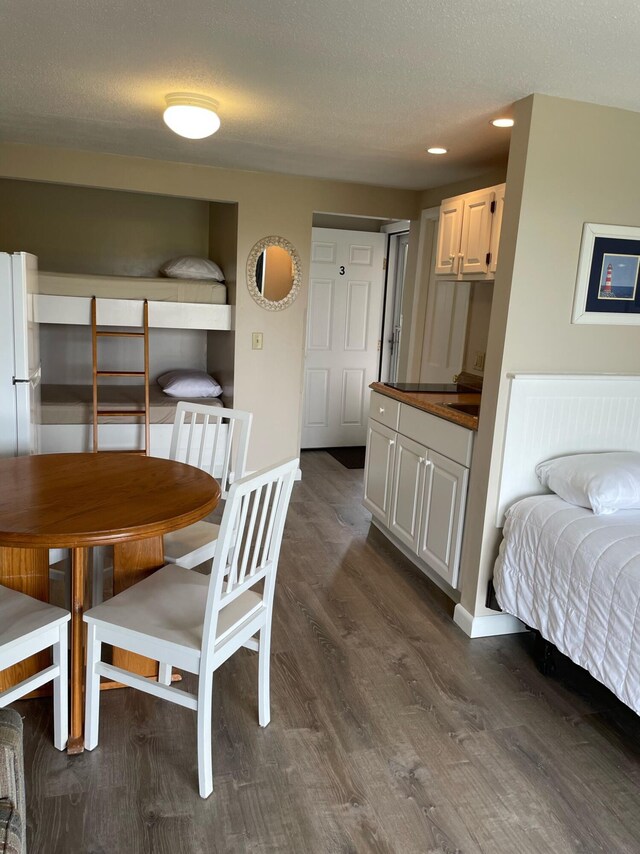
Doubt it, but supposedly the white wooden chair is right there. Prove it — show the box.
[163,402,253,569]
[84,457,298,798]
[0,585,70,750]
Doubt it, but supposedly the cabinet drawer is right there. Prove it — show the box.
[369,391,400,431]
[398,405,473,467]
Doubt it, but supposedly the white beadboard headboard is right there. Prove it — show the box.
[495,373,640,525]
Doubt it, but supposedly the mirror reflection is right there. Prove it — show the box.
[255,245,295,301]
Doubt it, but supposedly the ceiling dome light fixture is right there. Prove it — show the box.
[491,117,514,128]
[163,93,221,139]
[427,146,448,155]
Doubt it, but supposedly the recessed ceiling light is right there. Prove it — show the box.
[491,118,514,128]
[163,93,221,139]
[426,147,448,155]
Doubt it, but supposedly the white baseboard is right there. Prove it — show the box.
[453,603,528,638]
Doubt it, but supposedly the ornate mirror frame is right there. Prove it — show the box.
[246,235,302,311]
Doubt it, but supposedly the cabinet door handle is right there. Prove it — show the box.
[423,459,433,468]
[419,457,426,465]
[389,440,395,447]
[379,407,385,414]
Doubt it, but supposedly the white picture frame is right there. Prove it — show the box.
[572,222,640,325]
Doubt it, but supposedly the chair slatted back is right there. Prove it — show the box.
[169,402,252,498]
[201,458,298,655]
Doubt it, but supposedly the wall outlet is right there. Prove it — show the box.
[474,351,485,371]
[252,332,263,350]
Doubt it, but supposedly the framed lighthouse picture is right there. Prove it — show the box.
[572,223,640,324]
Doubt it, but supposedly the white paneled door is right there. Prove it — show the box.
[302,227,386,448]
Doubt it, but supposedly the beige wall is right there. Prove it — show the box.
[0,142,418,468]
[312,213,391,231]
[459,94,640,617]
[207,201,238,403]
[419,167,508,211]
[0,178,210,276]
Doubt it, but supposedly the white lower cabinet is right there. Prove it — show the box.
[417,450,468,586]
[363,419,396,524]
[364,392,473,590]
[389,434,427,551]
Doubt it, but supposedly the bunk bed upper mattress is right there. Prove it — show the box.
[41,384,224,425]
[39,272,227,305]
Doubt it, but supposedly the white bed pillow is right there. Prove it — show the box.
[160,256,225,282]
[536,451,640,515]
[157,370,222,398]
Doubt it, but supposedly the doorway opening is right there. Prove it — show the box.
[379,225,410,384]
[301,214,410,451]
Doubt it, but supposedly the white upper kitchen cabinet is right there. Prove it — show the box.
[459,189,496,275]
[435,183,505,281]
[434,196,464,276]
[488,183,506,275]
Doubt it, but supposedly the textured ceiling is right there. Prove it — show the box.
[2,1,640,190]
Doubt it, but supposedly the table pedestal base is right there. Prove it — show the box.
[112,537,164,679]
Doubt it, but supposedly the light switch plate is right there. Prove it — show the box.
[252,332,263,350]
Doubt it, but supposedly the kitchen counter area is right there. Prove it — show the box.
[369,378,481,431]
[363,375,481,594]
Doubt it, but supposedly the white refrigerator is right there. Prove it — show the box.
[0,252,41,457]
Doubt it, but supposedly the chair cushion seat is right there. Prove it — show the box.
[84,565,263,653]
[163,521,220,568]
[0,586,69,648]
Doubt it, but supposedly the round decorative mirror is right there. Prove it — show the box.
[246,235,302,311]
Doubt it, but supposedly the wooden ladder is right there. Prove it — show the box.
[91,297,150,455]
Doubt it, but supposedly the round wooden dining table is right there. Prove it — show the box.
[0,453,220,753]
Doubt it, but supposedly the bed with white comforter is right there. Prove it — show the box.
[494,494,640,714]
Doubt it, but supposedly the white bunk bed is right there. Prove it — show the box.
[36,271,234,330]
[36,269,234,455]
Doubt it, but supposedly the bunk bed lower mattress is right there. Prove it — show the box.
[39,384,224,457]
[40,384,223,425]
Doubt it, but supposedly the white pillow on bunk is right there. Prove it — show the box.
[160,256,225,282]
[536,451,640,515]
[157,370,223,398]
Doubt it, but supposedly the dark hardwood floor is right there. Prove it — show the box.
[17,450,640,853]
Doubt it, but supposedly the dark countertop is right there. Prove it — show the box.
[370,382,481,431]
